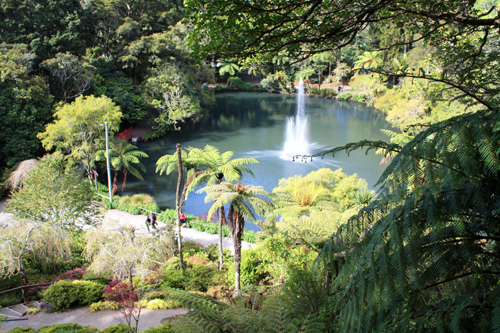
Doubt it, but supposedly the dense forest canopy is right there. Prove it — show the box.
[0,0,213,172]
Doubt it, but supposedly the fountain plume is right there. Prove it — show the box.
[282,78,310,158]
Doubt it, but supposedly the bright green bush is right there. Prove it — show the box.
[6,328,37,333]
[42,280,104,311]
[89,301,119,312]
[336,92,353,100]
[99,325,128,333]
[183,264,218,292]
[38,323,98,333]
[160,269,185,289]
[142,324,175,333]
[352,94,367,102]
[138,299,182,309]
[227,77,251,90]
[227,247,269,286]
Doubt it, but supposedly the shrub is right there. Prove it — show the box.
[205,243,233,263]
[336,92,353,100]
[142,323,175,333]
[282,267,328,315]
[226,77,253,90]
[227,247,270,287]
[6,328,37,333]
[184,264,218,292]
[42,280,104,311]
[260,75,280,90]
[99,325,128,333]
[352,94,367,102]
[103,280,136,304]
[90,301,120,312]
[138,299,182,309]
[310,87,321,95]
[27,307,39,314]
[52,268,88,283]
[183,241,205,255]
[116,194,159,215]
[119,194,155,207]
[42,280,78,311]
[38,323,98,333]
[160,269,185,289]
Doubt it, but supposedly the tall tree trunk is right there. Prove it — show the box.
[113,170,119,194]
[122,167,128,192]
[129,267,134,293]
[217,206,227,270]
[229,205,243,293]
[175,144,184,271]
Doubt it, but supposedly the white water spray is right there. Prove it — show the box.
[281,78,310,158]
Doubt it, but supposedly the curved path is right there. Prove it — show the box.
[0,307,188,332]
[104,209,253,254]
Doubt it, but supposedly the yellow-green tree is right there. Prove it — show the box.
[268,168,372,241]
[38,95,122,177]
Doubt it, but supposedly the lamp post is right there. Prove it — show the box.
[103,122,113,203]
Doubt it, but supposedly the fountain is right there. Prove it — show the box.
[281,78,310,158]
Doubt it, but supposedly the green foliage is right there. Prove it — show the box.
[282,268,328,316]
[99,325,128,333]
[336,92,352,100]
[268,168,370,240]
[89,301,120,312]
[37,323,98,333]
[42,280,104,311]
[118,194,156,208]
[312,110,500,331]
[95,139,149,193]
[41,52,95,103]
[38,95,122,174]
[7,328,37,333]
[93,73,150,126]
[142,323,175,333]
[226,77,252,90]
[259,74,280,91]
[164,287,325,332]
[6,153,97,228]
[227,247,269,286]
[0,44,54,170]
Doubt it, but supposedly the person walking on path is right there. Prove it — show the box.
[179,211,186,225]
[145,215,151,231]
[151,213,157,229]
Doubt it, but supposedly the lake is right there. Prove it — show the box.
[122,92,392,230]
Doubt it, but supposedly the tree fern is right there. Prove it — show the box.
[164,287,325,332]
[311,110,500,331]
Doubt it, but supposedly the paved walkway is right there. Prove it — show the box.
[0,205,252,254]
[0,307,188,332]
[105,209,252,254]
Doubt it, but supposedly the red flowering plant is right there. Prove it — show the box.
[103,278,159,333]
[103,280,138,306]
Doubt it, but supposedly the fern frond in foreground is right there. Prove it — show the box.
[164,287,324,332]
[315,111,500,331]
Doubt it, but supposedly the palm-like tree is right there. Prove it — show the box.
[96,139,148,193]
[354,51,383,71]
[187,145,258,270]
[198,182,272,293]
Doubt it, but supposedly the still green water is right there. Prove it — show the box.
[123,92,392,231]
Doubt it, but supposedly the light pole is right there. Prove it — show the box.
[103,122,113,203]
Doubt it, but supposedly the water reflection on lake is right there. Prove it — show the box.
[122,92,392,231]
